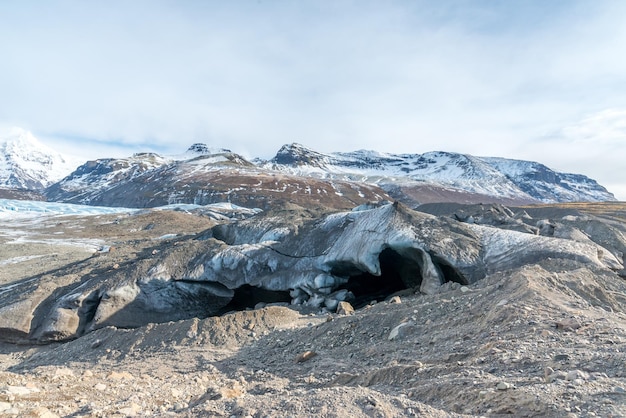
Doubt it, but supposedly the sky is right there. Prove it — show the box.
[1,0,625,200]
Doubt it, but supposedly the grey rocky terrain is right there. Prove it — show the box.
[1,201,625,417]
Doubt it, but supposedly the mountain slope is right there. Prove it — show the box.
[481,157,613,202]
[0,128,78,190]
[261,143,615,204]
[46,145,389,210]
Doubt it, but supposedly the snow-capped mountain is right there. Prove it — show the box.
[44,143,251,204]
[45,144,387,209]
[260,143,615,204]
[4,130,614,208]
[45,152,170,203]
[0,128,79,190]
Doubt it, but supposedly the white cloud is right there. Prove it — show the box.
[557,109,626,145]
[0,1,625,199]
[520,109,626,200]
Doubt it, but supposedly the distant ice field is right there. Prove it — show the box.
[0,199,261,220]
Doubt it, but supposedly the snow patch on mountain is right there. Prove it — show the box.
[0,128,80,189]
[170,143,233,161]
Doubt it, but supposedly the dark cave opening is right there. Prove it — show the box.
[218,284,291,314]
[335,248,421,309]
[331,248,468,309]
[216,248,469,315]
[77,291,102,334]
[431,255,469,286]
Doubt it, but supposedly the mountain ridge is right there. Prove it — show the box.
[0,130,616,207]
[259,143,615,204]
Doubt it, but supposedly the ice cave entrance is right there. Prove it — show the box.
[217,247,468,315]
[219,284,291,314]
[334,247,467,308]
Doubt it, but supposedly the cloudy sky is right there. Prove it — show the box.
[1,0,625,199]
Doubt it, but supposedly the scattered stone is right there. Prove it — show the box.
[94,383,107,391]
[460,286,470,293]
[31,407,60,418]
[388,296,402,304]
[173,402,187,411]
[496,382,511,391]
[544,367,555,382]
[553,354,570,362]
[613,386,626,394]
[546,370,568,383]
[556,318,582,331]
[336,301,355,315]
[388,322,416,341]
[0,402,11,412]
[54,367,75,377]
[295,351,318,363]
[118,403,142,417]
[107,371,135,380]
[566,370,589,381]
[2,385,40,396]
[220,382,245,399]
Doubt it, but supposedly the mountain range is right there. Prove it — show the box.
[0,129,616,208]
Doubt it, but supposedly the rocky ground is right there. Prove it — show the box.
[1,203,626,417]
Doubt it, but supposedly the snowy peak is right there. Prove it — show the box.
[263,145,615,204]
[0,128,79,190]
[168,142,237,162]
[184,143,232,157]
[270,143,331,168]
